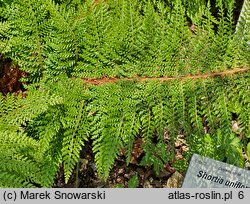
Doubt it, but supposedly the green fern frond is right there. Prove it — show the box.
[0,131,41,187]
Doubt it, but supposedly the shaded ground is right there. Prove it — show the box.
[53,133,250,188]
[53,137,188,188]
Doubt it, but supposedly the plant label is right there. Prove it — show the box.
[182,154,250,188]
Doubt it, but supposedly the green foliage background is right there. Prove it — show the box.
[0,0,249,187]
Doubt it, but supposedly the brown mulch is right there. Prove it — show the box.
[0,56,27,96]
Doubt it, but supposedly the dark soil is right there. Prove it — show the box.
[53,140,186,188]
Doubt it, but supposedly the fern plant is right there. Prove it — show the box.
[1,0,249,80]
[0,0,249,187]
[0,86,63,187]
[235,0,250,63]
[0,76,91,187]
